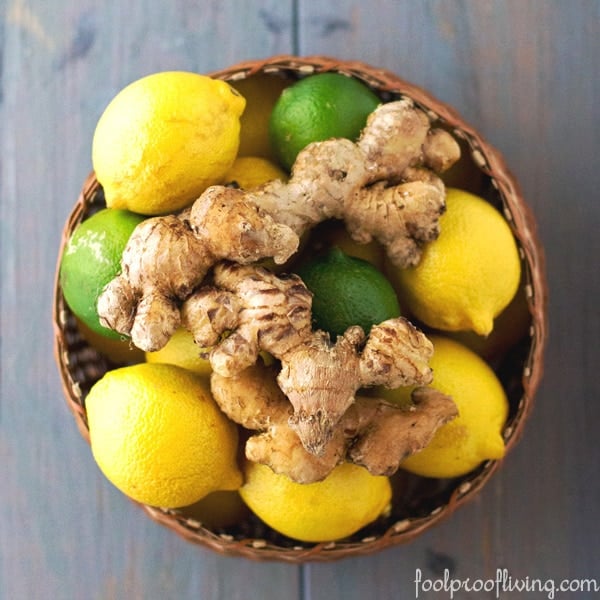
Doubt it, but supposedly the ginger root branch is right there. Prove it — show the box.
[250,99,459,267]
[211,360,457,484]
[192,263,434,456]
[97,189,299,351]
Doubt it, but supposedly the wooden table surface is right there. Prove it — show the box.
[2,1,599,598]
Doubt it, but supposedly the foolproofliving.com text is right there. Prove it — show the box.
[415,568,599,599]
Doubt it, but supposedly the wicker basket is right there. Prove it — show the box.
[53,55,547,562]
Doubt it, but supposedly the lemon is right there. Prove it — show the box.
[59,208,146,339]
[448,281,531,361]
[145,327,212,378]
[440,138,485,194]
[395,335,509,478]
[76,317,145,365]
[144,327,275,374]
[223,156,288,190]
[92,71,246,215]
[387,188,521,336]
[317,220,385,269]
[296,247,401,337]
[239,461,391,542]
[85,363,242,508]
[269,72,380,171]
[231,73,290,159]
[180,490,249,529]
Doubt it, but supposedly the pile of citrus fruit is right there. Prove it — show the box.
[58,68,528,544]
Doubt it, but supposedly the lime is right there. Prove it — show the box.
[296,247,401,337]
[59,208,146,339]
[269,72,380,171]
[316,220,385,269]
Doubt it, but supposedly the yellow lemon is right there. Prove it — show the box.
[325,230,385,270]
[304,219,385,271]
[231,73,290,159]
[145,327,212,378]
[85,363,242,508]
[239,461,391,542]
[397,335,509,478]
[76,317,145,365]
[448,281,531,361]
[92,71,245,215]
[145,327,275,373]
[440,138,486,194]
[223,156,288,190]
[387,188,521,336]
[180,491,249,529]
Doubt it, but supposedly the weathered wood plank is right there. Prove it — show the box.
[2,0,599,598]
[1,1,302,599]
[297,0,600,596]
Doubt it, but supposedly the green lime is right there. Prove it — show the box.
[296,247,401,337]
[269,72,381,171]
[59,208,146,339]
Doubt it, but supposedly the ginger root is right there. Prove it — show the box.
[181,262,313,377]
[211,360,457,484]
[97,98,459,351]
[188,262,435,455]
[278,324,434,455]
[248,98,460,267]
[97,188,298,351]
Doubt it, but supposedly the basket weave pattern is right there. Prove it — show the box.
[53,55,548,562]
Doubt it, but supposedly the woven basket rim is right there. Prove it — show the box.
[52,55,548,562]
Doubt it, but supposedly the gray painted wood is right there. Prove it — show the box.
[2,1,598,598]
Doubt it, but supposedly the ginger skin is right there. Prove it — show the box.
[97,98,460,352]
[97,189,298,351]
[277,324,434,455]
[181,262,313,377]
[188,262,435,455]
[248,99,460,267]
[211,360,457,484]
